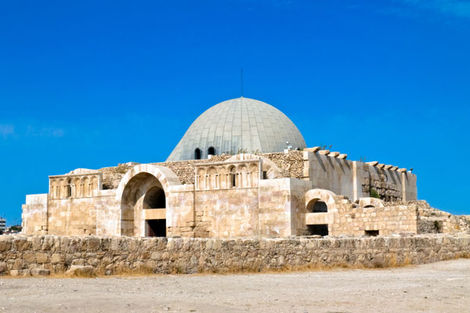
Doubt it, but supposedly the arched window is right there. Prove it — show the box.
[229,166,237,188]
[195,148,202,160]
[307,200,328,213]
[208,146,215,156]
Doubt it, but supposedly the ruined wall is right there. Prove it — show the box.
[263,151,304,178]
[330,201,418,236]
[304,151,355,199]
[153,155,231,185]
[357,163,417,202]
[22,194,48,235]
[303,150,417,202]
[416,201,470,234]
[1,234,469,276]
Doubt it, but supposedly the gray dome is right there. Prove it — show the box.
[167,97,306,161]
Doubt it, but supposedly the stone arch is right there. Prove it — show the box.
[228,165,237,188]
[358,197,384,209]
[116,164,180,237]
[65,178,72,198]
[207,167,217,189]
[305,189,337,213]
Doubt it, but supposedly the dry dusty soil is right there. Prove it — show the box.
[0,259,469,313]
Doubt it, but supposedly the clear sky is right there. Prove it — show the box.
[1,0,469,225]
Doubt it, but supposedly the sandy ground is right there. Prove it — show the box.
[0,259,469,313]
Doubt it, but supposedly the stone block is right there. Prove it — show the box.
[0,261,7,274]
[0,237,12,252]
[51,253,63,264]
[66,265,96,277]
[36,252,49,264]
[31,268,51,276]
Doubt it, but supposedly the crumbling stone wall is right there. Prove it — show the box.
[96,151,304,189]
[0,234,468,277]
[263,151,304,179]
[99,163,135,190]
[415,201,470,234]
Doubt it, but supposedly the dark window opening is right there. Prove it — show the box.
[146,219,166,237]
[231,173,237,187]
[195,148,202,160]
[262,171,268,179]
[307,200,328,213]
[364,205,375,209]
[307,224,329,236]
[144,187,166,208]
[208,146,215,155]
[365,230,379,237]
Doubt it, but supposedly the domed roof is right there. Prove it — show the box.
[167,97,306,161]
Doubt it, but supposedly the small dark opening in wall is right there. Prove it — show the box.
[144,187,166,208]
[208,146,215,155]
[262,171,268,179]
[365,230,379,237]
[307,224,329,236]
[231,173,237,187]
[146,219,166,237]
[195,148,202,160]
[307,200,328,213]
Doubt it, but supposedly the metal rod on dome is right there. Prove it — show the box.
[240,67,244,97]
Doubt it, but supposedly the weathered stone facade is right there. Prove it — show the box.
[1,234,469,276]
[23,148,470,239]
[22,95,440,239]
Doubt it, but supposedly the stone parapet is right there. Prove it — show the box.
[0,234,469,276]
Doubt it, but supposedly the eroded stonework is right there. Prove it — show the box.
[20,97,469,238]
[21,148,469,239]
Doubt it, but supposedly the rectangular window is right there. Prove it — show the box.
[307,224,329,236]
[365,230,379,237]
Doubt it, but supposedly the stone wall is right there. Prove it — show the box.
[330,201,418,236]
[416,201,470,234]
[0,234,469,276]
[97,151,304,189]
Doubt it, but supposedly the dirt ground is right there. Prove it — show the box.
[0,259,469,313]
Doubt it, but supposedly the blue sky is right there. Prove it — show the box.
[0,0,469,225]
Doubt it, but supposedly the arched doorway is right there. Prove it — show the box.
[120,172,167,237]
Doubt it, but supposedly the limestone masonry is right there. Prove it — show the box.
[21,97,470,238]
[1,234,469,276]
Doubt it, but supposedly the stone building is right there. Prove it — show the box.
[21,97,468,238]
